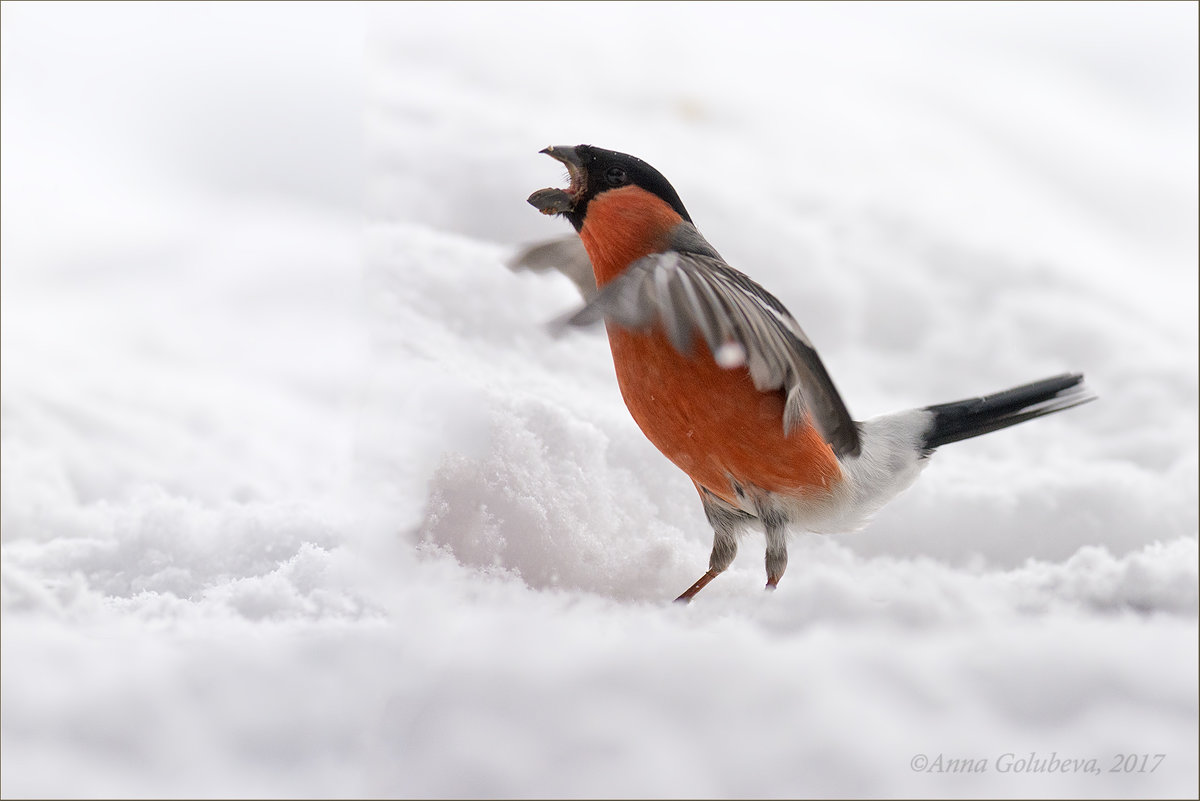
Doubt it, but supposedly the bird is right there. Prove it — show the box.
[522,144,1094,603]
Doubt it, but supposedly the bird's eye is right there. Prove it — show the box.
[605,166,627,186]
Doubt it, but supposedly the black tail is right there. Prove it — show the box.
[922,373,1094,451]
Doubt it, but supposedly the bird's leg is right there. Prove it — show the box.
[675,493,749,603]
[675,527,736,603]
[675,568,722,603]
[760,506,789,591]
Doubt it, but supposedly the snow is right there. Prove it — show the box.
[2,1,1197,798]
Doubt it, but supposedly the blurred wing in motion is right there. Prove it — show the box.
[508,235,598,300]
[556,251,861,457]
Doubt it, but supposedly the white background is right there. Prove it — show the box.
[2,2,1197,797]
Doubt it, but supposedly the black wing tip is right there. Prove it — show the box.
[831,426,862,458]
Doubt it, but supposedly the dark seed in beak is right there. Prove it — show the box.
[527,187,575,215]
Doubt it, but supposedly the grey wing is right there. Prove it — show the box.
[555,251,861,457]
[508,235,598,300]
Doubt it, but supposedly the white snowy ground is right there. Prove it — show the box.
[2,2,1197,798]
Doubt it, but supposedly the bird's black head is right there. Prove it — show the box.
[528,144,692,231]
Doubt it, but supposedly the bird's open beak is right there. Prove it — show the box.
[540,145,584,171]
[528,145,586,215]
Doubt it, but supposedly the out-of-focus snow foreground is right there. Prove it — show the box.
[2,3,1197,798]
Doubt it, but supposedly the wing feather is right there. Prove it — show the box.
[557,250,861,457]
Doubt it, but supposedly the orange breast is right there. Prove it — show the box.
[580,186,684,286]
[577,186,841,507]
[607,327,842,507]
